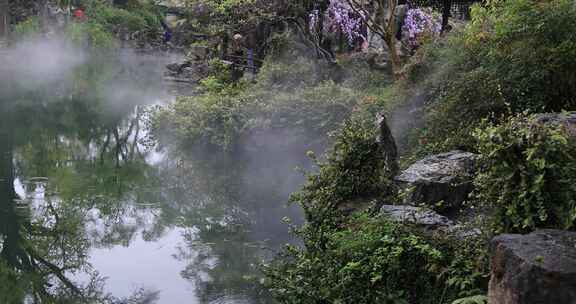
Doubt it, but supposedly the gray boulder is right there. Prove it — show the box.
[376,113,399,176]
[186,45,211,61]
[395,151,478,210]
[489,229,576,304]
[165,60,211,84]
[380,205,482,239]
[533,112,576,139]
[337,198,377,216]
[380,205,453,227]
[156,0,186,8]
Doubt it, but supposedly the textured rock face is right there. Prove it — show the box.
[376,112,399,176]
[489,230,576,304]
[380,205,481,238]
[534,112,576,138]
[338,198,377,216]
[395,151,478,210]
[155,0,186,8]
[187,45,211,61]
[165,60,211,83]
[380,205,453,227]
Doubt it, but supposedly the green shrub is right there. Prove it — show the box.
[263,113,489,303]
[153,90,244,150]
[264,215,441,304]
[264,214,488,304]
[86,1,160,33]
[245,82,359,135]
[13,17,41,38]
[474,114,576,233]
[255,56,335,90]
[406,0,576,152]
[0,261,26,304]
[452,295,488,304]
[153,78,361,151]
[66,21,116,49]
[289,118,392,220]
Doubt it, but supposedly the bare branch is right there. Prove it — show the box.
[30,250,83,296]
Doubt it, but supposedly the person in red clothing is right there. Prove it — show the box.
[73,7,86,22]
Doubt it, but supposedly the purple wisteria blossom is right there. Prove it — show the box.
[402,8,442,48]
[325,0,365,45]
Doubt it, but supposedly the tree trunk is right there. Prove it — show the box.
[381,0,401,76]
[37,0,49,32]
[385,34,401,76]
[0,0,10,42]
[0,124,19,267]
[441,0,452,32]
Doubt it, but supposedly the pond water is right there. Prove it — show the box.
[0,43,307,303]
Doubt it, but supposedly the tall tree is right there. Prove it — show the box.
[0,0,9,41]
[345,0,401,74]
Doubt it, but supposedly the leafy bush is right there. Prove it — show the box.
[452,295,488,304]
[255,55,341,90]
[66,21,116,49]
[474,114,576,233]
[13,17,41,38]
[405,0,576,152]
[153,90,244,150]
[154,80,359,150]
[86,1,160,33]
[261,93,489,303]
[10,1,161,50]
[264,214,488,304]
[153,47,371,151]
[289,118,392,221]
[0,261,26,303]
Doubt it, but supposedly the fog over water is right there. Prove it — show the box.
[0,37,308,303]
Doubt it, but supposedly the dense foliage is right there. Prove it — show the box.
[290,116,392,219]
[474,114,576,233]
[85,1,160,34]
[260,79,488,303]
[264,213,489,304]
[152,47,392,152]
[7,0,576,302]
[154,80,360,150]
[266,214,444,303]
[408,0,576,152]
[259,1,576,303]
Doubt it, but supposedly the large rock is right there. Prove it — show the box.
[380,205,453,227]
[489,230,576,304]
[165,60,211,83]
[337,198,377,216]
[187,45,211,61]
[380,204,481,238]
[165,12,187,28]
[533,112,576,139]
[155,0,186,8]
[376,113,399,176]
[395,151,478,210]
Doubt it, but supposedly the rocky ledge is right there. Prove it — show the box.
[395,150,478,211]
[489,229,576,304]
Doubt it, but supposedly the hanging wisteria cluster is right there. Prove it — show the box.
[402,8,442,48]
[325,0,365,45]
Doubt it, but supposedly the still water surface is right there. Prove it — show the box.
[0,47,305,303]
